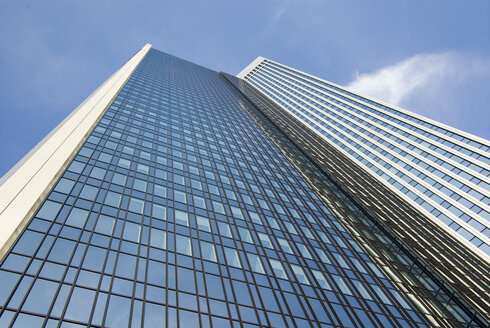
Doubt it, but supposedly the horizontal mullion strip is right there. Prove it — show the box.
[257,69,490,219]
[262,64,490,175]
[249,78,490,283]
[261,65,490,187]
[265,61,490,159]
[253,73,490,231]
[252,76,490,253]
[266,60,490,154]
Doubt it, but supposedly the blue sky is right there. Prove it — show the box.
[1,0,489,177]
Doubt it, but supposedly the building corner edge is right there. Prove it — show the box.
[0,43,152,261]
[237,56,266,79]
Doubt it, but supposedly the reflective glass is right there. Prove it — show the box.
[123,221,141,242]
[174,210,189,226]
[200,241,217,262]
[65,207,89,228]
[176,235,192,256]
[224,247,241,268]
[0,48,458,328]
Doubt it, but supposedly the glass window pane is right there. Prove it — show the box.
[333,253,349,269]
[36,200,62,221]
[12,231,43,256]
[147,260,166,286]
[133,179,147,192]
[224,247,241,268]
[212,201,225,214]
[193,195,206,209]
[174,190,187,203]
[225,189,236,200]
[200,241,217,262]
[90,167,106,180]
[48,238,76,263]
[334,275,352,295]
[173,161,183,170]
[112,173,127,185]
[129,198,144,214]
[284,222,296,234]
[94,215,115,235]
[179,309,199,326]
[270,259,287,279]
[291,264,310,285]
[118,158,130,168]
[82,246,106,272]
[1,255,29,273]
[65,207,89,228]
[79,184,98,201]
[297,243,312,259]
[105,295,131,327]
[22,278,58,314]
[105,191,122,208]
[174,210,189,226]
[313,270,331,290]
[176,235,192,256]
[152,204,166,220]
[354,280,371,300]
[54,178,75,194]
[123,146,134,155]
[301,226,314,239]
[123,222,141,243]
[196,216,211,232]
[154,184,166,197]
[191,179,202,190]
[278,238,293,254]
[218,222,232,238]
[173,174,185,185]
[156,156,167,165]
[208,185,219,195]
[258,233,273,248]
[238,227,253,243]
[137,164,149,174]
[144,302,166,327]
[11,313,44,327]
[65,287,96,322]
[115,253,137,279]
[231,206,243,219]
[316,249,331,264]
[247,253,264,274]
[248,212,262,225]
[150,228,166,249]
[374,286,392,304]
[68,160,84,173]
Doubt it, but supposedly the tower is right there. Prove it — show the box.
[238,57,490,257]
[0,44,488,327]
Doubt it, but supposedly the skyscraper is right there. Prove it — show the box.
[0,44,488,327]
[238,58,490,257]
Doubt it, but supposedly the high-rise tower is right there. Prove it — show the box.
[238,58,490,257]
[0,44,488,327]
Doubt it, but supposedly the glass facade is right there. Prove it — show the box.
[241,59,490,255]
[0,47,488,327]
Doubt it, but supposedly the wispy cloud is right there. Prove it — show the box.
[263,0,291,34]
[346,52,489,108]
[272,0,290,22]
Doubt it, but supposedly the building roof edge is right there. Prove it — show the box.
[237,56,266,79]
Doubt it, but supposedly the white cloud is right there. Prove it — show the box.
[272,0,289,21]
[262,0,291,34]
[344,52,490,139]
[346,52,486,107]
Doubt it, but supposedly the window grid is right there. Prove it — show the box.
[0,49,468,327]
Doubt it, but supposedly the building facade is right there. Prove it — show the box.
[0,44,488,327]
[238,58,490,257]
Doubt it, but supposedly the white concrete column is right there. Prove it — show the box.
[0,43,152,260]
